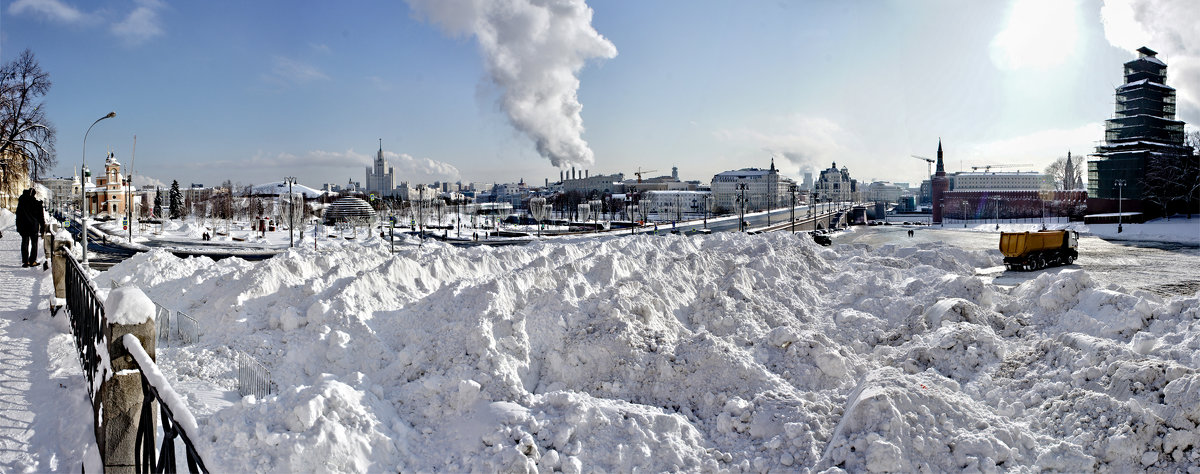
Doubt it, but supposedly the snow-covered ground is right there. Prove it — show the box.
[0,209,97,472]
[79,227,1200,472]
[936,216,1199,246]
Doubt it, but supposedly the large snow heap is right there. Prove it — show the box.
[98,233,1200,472]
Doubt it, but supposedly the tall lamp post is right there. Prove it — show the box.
[1115,179,1126,233]
[736,182,748,232]
[789,184,797,234]
[992,196,1001,231]
[703,195,712,229]
[81,111,116,267]
[284,176,296,247]
[962,200,968,228]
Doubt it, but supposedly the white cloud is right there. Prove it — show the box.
[960,122,1104,172]
[385,151,461,181]
[111,0,165,45]
[194,149,460,182]
[366,75,392,91]
[990,0,1081,71]
[7,0,87,24]
[1101,0,1200,123]
[263,56,329,87]
[715,115,852,170]
[132,174,166,188]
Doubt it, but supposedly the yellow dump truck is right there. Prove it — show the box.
[999,230,1079,271]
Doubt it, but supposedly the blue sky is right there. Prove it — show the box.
[2,0,1197,190]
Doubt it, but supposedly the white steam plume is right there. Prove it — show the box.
[406,0,617,168]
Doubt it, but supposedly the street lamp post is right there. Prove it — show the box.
[703,195,712,229]
[736,183,748,232]
[992,196,1001,231]
[284,176,296,247]
[962,200,968,228]
[81,111,116,267]
[1115,179,1126,233]
[789,184,797,234]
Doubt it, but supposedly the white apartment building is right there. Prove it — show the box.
[863,181,905,203]
[640,190,711,220]
[710,160,796,213]
[951,171,1053,191]
[813,162,857,202]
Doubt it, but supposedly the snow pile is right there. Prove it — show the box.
[98,232,1200,471]
[103,286,156,325]
[0,208,14,229]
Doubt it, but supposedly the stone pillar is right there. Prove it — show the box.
[49,234,71,300]
[96,305,157,474]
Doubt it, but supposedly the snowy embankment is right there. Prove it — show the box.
[949,216,1200,246]
[98,233,1200,472]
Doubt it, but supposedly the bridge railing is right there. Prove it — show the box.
[61,252,211,473]
[124,334,211,474]
[63,254,109,399]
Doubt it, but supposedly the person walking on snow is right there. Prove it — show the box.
[15,187,46,268]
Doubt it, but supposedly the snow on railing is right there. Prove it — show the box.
[64,254,112,401]
[123,334,212,473]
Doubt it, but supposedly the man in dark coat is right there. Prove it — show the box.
[15,188,46,267]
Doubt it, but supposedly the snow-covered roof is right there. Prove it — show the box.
[1142,56,1166,67]
[714,168,772,178]
[251,181,328,198]
[1117,79,1173,91]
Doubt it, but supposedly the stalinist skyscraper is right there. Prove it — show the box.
[366,139,395,197]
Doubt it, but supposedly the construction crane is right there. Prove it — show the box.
[912,155,934,177]
[969,163,1034,173]
[634,167,658,183]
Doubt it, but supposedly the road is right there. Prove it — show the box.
[633,203,845,234]
[833,224,1200,297]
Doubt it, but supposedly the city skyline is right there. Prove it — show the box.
[3,0,1198,190]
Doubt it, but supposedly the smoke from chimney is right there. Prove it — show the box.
[406,0,616,168]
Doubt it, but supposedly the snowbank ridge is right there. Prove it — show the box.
[98,232,1200,472]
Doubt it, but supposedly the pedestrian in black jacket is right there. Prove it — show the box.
[15,188,46,267]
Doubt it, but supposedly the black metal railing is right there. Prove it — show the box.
[124,335,210,474]
[66,255,211,473]
[64,254,109,400]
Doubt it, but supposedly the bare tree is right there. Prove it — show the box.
[1181,131,1200,218]
[1141,154,1178,219]
[0,49,56,193]
[1044,154,1083,191]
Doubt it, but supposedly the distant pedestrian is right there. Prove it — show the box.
[908,229,914,237]
[15,187,46,267]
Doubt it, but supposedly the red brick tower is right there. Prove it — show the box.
[931,140,948,224]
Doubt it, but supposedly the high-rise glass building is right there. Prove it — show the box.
[1088,47,1189,211]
